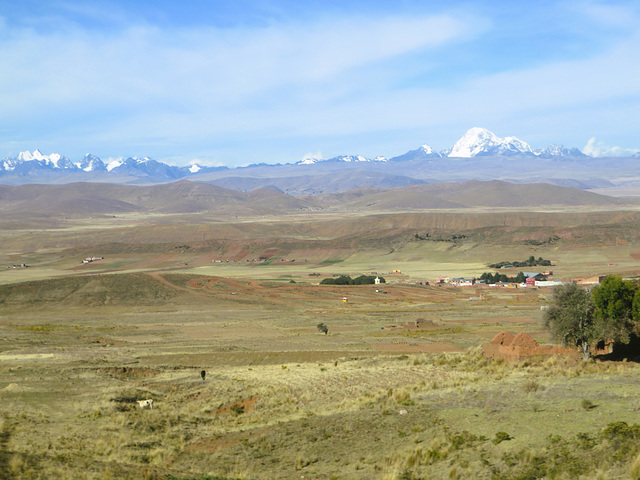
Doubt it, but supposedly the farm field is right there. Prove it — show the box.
[1,204,640,479]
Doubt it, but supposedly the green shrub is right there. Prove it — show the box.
[493,432,512,445]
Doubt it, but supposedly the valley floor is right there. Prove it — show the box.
[1,275,640,479]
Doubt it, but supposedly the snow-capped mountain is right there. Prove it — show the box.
[297,154,387,165]
[299,128,586,166]
[535,144,586,158]
[0,128,627,188]
[446,128,586,158]
[76,154,106,172]
[389,144,442,162]
[0,151,225,183]
[17,149,76,169]
[448,128,535,157]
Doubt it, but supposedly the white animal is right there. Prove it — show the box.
[137,399,154,409]
[399,409,408,415]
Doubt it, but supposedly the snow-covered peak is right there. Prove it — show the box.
[298,155,321,165]
[419,145,436,155]
[189,163,201,173]
[538,144,568,157]
[340,155,368,162]
[1,159,18,171]
[372,156,388,162]
[448,127,534,157]
[16,149,73,168]
[75,154,105,172]
[106,158,124,171]
[536,144,586,158]
[17,149,43,162]
[448,128,498,157]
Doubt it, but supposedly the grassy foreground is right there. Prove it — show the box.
[1,273,640,479]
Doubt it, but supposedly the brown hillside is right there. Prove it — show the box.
[406,181,622,208]
[0,179,626,219]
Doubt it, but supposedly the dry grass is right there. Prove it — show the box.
[1,283,640,479]
[2,208,640,478]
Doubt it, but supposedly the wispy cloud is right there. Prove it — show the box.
[0,9,487,162]
[583,137,640,157]
[0,2,638,165]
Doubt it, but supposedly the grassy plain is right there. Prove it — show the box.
[1,207,640,479]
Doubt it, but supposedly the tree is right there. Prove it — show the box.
[320,275,353,285]
[317,323,328,335]
[592,276,638,345]
[544,282,597,359]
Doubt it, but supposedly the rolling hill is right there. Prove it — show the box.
[0,179,630,220]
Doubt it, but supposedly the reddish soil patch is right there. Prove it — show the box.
[187,391,212,402]
[211,395,260,415]
[483,331,576,361]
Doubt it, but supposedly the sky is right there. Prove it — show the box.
[0,0,639,167]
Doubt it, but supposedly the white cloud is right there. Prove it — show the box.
[582,137,640,157]
[0,10,488,163]
[301,151,324,163]
[0,12,482,113]
[1,3,639,165]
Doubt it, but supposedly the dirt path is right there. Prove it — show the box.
[147,272,211,297]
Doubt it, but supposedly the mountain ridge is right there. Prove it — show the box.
[0,179,629,220]
[1,128,637,192]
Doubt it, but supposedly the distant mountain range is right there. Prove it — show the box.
[1,150,227,179]
[0,128,637,194]
[296,127,586,164]
[0,180,629,221]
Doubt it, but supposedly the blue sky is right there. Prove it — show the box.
[0,0,638,166]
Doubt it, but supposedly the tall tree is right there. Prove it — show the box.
[592,275,638,344]
[544,282,596,359]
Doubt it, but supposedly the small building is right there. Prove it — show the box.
[451,278,475,287]
[523,272,547,280]
[374,276,381,285]
[534,280,567,288]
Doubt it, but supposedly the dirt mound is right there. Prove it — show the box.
[484,331,576,361]
[490,331,515,345]
[512,332,539,347]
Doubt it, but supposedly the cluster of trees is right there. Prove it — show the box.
[489,256,552,269]
[320,275,385,285]
[544,276,640,359]
[479,271,526,284]
[414,233,467,242]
